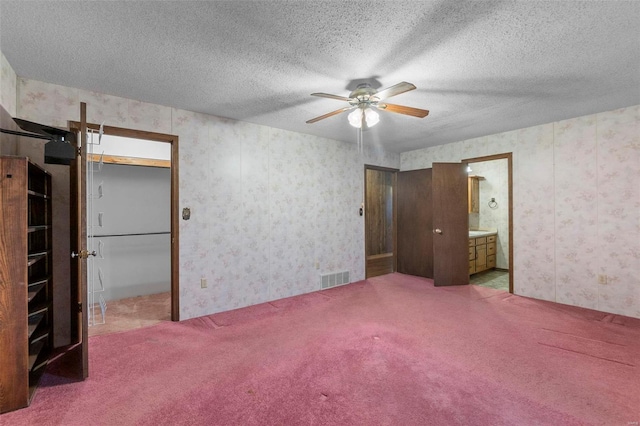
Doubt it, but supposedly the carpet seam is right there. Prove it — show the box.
[540,327,627,347]
[537,342,635,367]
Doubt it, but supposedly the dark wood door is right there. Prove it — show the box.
[69,103,89,378]
[397,169,433,277]
[432,163,469,286]
[365,167,397,278]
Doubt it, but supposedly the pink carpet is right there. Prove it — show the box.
[3,273,639,425]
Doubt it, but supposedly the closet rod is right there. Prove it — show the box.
[92,231,170,238]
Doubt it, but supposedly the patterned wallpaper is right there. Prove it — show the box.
[401,106,640,319]
[0,52,17,116]
[469,159,509,269]
[13,76,399,321]
[3,50,637,320]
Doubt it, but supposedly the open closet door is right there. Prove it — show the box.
[432,162,469,286]
[69,102,90,378]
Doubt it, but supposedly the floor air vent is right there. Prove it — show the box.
[320,271,350,289]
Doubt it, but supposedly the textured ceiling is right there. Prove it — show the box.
[1,1,639,153]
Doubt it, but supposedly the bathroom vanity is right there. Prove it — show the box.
[469,230,497,275]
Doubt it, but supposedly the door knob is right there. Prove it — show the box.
[433,228,442,234]
[71,250,97,259]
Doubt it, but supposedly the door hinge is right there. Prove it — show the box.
[78,302,83,312]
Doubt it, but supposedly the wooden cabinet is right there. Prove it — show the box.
[0,156,53,413]
[468,246,475,274]
[469,234,496,275]
[475,242,487,270]
[467,176,484,213]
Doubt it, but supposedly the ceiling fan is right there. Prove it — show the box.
[306,81,429,129]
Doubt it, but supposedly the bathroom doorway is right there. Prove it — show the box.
[463,153,513,293]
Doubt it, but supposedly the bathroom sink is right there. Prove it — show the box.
[469,230,496,237]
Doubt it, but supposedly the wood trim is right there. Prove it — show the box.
[367,253,393,260]
[68,132,79,344]
[68,122,176,143]
[87,154,170,168]
[392,170,398,273]
[507,154,513,294]
[67,121,180,321]
[170,135,179,321]
[79,102,89,378]
[463,153,511,164]
[364,165,370,261]
[365,164,399,173]
[463,153,513,294]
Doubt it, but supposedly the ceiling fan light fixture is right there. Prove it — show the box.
[348,107,379,129]
[364,108,379,127]
[348,108,363,128]
[307,81,427,127]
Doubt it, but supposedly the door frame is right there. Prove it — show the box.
[462,153,513,293]
[364,164,398,278]
[69,121,180,321]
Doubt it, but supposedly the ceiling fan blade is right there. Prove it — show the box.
[374,82,416,101]
[306,106,354,124]
[311,93,353,102]
[379,103,429,118]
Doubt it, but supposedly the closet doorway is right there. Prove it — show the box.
[364,165,397,278]
[463,153,513,293]
[77,123,179,336]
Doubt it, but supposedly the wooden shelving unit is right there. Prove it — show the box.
[0,156,53,413]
